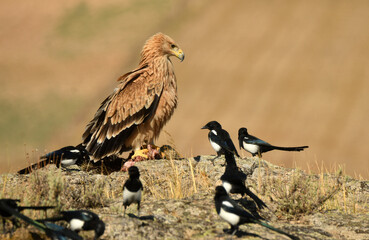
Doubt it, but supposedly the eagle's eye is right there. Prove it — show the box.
[170,44,176,48]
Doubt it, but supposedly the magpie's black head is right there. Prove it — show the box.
[94,220,105,240]
[76,144,93,160]
[215,186,228,197]
[0,199,20,208]
[238,127,249,137]
[128,166,140,179]
[201,121,222,130]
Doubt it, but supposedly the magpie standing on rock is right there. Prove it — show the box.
[123,166,143,216]
[221,151,267,210]
[0,199,54,232]
[18,144,91,174]
[40,210,105,240]
[214,186,299,239]
[238,127,309,158]
[201,121,239,162]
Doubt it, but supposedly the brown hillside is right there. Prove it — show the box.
[0,0,368,178]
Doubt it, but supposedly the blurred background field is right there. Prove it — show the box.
[0,0,368,178]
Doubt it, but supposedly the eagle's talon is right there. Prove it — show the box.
[131,149,149,160]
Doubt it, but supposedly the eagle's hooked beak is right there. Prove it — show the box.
[172,48,185,62]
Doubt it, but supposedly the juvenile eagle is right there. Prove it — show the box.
[82,33,184,161]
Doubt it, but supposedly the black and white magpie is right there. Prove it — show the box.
[42,221,84,240]
[214,186,299,239]
[0,199,82,240]
[18,144,91,174]
[0,199,55,232]
[123,166,143,216]
[40,210,105,240]
[220,151,267,209]
[201,121,240,160]
[238,127,309,158]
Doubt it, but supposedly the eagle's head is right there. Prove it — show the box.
[140,32,185,63]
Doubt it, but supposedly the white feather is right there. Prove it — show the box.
[69,150,80,153]
[70,219,84,231]
[222,201,233,208]
[243,142,259,154]
[61,159,76,166]
[222,181,232,193]
[211,130,217,135]
[219,204,240,226]
[210,140,221,152]
[123,187,142,205]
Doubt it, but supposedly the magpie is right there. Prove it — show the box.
[214,186,299,239]
[201,121,239,163]
[220,151,267,209]
[238,127,309,158]
[18,144,91,174]
[0,200,82,240]
[123,166,143,216]
[42,221,84,240]
[0,199,54,232]
[40,210,105,240]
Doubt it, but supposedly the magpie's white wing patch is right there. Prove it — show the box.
[222,201,234,208]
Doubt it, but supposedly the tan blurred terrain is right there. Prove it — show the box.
[0,0,368,178]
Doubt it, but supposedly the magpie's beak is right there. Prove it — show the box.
[201,125,208,130]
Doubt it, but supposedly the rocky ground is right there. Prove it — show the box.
[0,155,368,239]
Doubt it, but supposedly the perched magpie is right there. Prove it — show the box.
[18,144,91,174]
[238,127,309,158]
[40,210,105,240]
[0,200,82,240]
[123,166,143,216]
[201,121,240,161]
[220,151,267,209]
[214,186,299,239]
[0,199,54,232]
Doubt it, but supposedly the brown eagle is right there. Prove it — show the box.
[82,33,184,161]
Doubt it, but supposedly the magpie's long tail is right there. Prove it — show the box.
[17,158,52,174]
[271,145,308,152]
[257,221,299,240]
[0,201,81,240]
[43,222,83,240]
[37,216,65,222]
[244,188,268,209]
[18,206,55,211]
[0,201,46,231]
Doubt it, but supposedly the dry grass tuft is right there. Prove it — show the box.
[141,157,211,200]
[257,165,347,219]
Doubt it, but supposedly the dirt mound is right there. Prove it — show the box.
[1,156,368,239]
